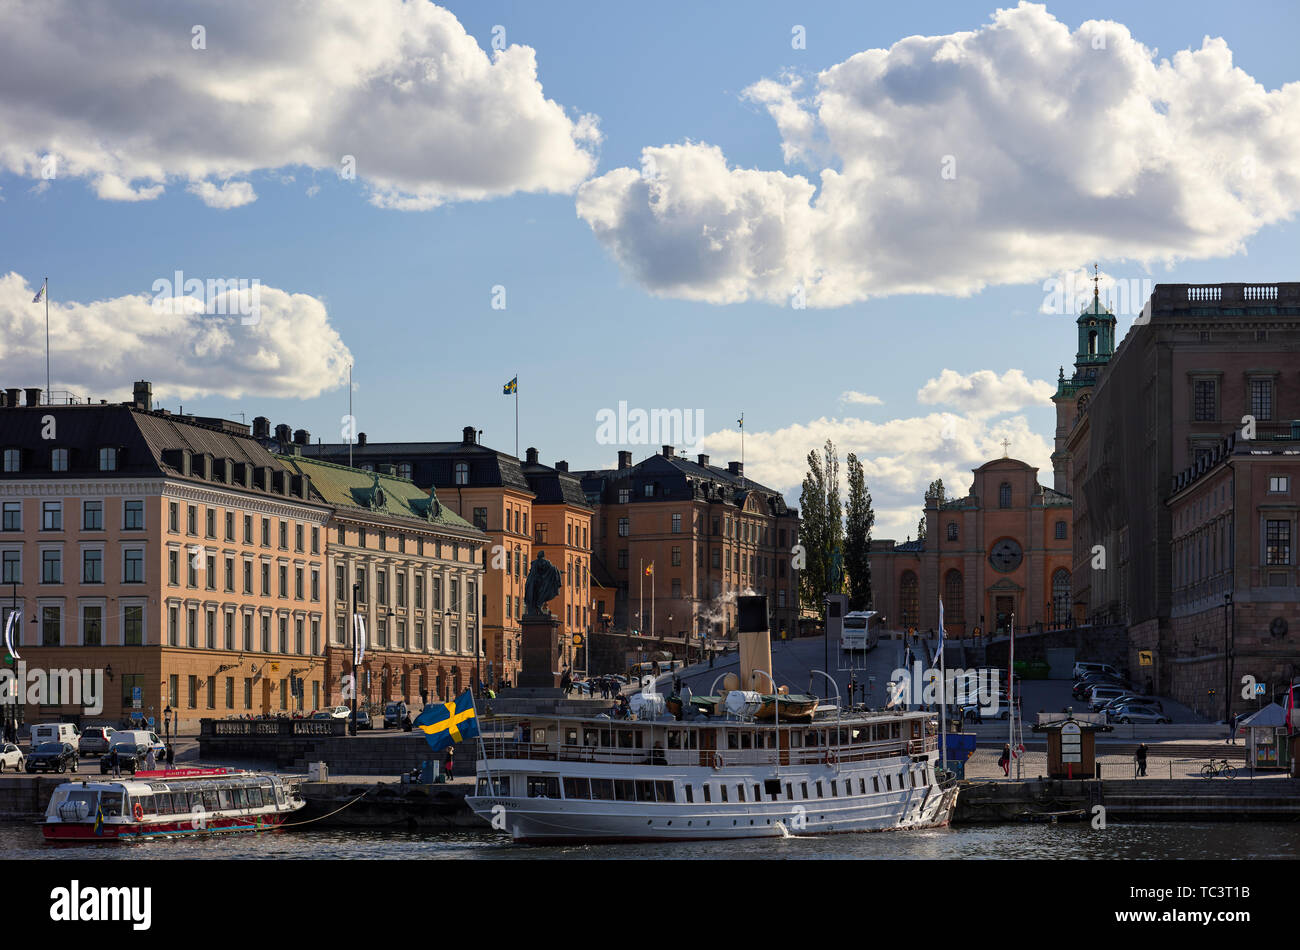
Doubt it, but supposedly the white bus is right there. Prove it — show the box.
[842,611,878,652]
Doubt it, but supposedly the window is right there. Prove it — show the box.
[124,500,144,530]
[1194,378,1217,421]
[206,508,216,538]
[42,606,60,645]
[672,513,682,534]
[618,488,630,504]
[618,550,628,570]
[1,551,18,584]
[261,518,270,546]
[82,605,102,645]
[454,462,469,485]
[42,501,62,531]
[2,449,19,472]
[1055,520,1067,540]
[1052,568,1072,627]
[946,522,958,541]
[943,569,962,626]
[1249,378,1273,421]
[83,549,103,583]
[618,518,629,537]
[644,484,654,497]
[1269,476,1289,493]
[82,500,103,531]
[671,546,681,567]
[225,511,235,541]
[2,502,20,531]
[51,448,68,471]
[998,483,1011,509]
[1266,520,1291,566]
[473,507,488,531]
[899,571,918,628]
[124,605,143,645]
[711,549,721,569]
[99,447,118,471]
[279,521,288,549]
[42,549,62,583]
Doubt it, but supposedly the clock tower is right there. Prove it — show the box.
[1051,265,1116,494]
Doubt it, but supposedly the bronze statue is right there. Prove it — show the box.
[523,551,562,617]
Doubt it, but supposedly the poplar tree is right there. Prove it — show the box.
[844,453,874,611]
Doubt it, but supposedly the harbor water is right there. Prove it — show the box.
[4,821,1296,860]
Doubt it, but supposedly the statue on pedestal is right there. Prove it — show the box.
[523,551,562,617]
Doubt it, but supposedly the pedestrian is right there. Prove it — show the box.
[1135,742,1148,777]
[998,743,1010,777]
[165,743,174,770]
[443,747,454,781]
[110,744,121,778]
[144,747,157,771]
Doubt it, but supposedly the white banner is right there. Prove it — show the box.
[352,614,366,667]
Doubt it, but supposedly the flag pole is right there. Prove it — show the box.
[938,597,946,780]
[44,278,50,405]
[514,372,518,460]
[348,363,353,469]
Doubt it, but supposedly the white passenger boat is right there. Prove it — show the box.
[42,768,305,842]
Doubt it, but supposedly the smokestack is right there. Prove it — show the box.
[357,432,367,447]
[132,380,152,411]
[252,416,271,439]
[293,429,310,445]
[697,453,710,468]
[617,450,633,469]
[525,447,539,465]
[662,445,674,459]
[728,461,743,476]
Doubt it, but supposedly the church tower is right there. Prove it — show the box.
[1051,265,1117,494]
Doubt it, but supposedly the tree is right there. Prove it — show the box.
[824,440,844,594]
[798,448,829,615]
[844,453,874,611]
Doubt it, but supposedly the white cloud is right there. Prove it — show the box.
[578,3,1300,306]
[0,273,351,402]
[698,408,1053,542]
[840,390,884,406]
[916,368,1054,417]
[0,1,599,209]
[187,180,257,209]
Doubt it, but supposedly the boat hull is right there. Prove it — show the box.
[43,811,294,842]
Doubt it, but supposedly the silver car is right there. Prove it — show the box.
[1110,704,1171,725]
[78,726,118,755]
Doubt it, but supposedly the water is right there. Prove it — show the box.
[5,821,1295,860]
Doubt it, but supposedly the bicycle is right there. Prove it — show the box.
[1200,758,1236,779]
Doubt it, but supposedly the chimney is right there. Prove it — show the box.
[555,460,569,472]
[252,416,271,440]
[132,380,152,411]
[662,445,674,458]
[293,428,310,445]
[697,453,710,468]
[462,425,477,446]
[25,388,42,407]
[728,461,743,476]
[617,450,633,469]
[274,423,291,447]
[4,388,18,408]
[357,432,367,446]
[525,447,539,465]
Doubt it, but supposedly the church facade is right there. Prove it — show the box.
[868,282,1116,636]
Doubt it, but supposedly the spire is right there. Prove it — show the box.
[1092,262,1101,307]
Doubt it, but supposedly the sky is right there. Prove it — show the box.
[1,0,1298,542]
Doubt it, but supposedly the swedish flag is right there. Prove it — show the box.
[413,689,480,752]
[502,377,517,395]
[93,804,105,836]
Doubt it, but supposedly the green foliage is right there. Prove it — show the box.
[844,453,874,612]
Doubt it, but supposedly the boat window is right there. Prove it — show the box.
[686,730,698,750]
[140,794,157,816]
[874,776,880,793]
[532,729,547,744]
[232,788,247,809]
[248,787,263,808]
[753,784,762,801]
[800,782,808,800]
[740,733,752,750]
[583,729,598,747]
[526,776,559,799]
[790,730,802,748]
[859,778,866,794]
[494,776,511,796]
[891,723,901,739]
[785,782,793,800]
[614,780,635,802]
[202,790,219,811]
[590,779,614,801]
[726,731,739,750]
[565,728,578,746]
[736,785,746,802]
[702,785,712,803]
[885,776,891,791]
[910,770,918,788]
[636,780,656,803]
[101,791,124,816]
[655,781,675,803]
[635,731,644,749]
[830,781,838,798]
[599,729,611,747]
[684,785,694,804]
[217,788,233,810]
[666,731,680,750]
[719,785,728,803]
[153,793,173,816]
[805,730,818,746]
[563,777,590,800]
[765,733,777,749]
[618,730,634,749]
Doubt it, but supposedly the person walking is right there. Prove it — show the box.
[164,743,175,771]
[110,744,121,778]
[443,747,454,781]
[144,747,157,771]
[998,743,1011,777]
[1135,742,1149,777]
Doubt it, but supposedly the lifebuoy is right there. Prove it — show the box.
[824,750,838,768]
[712,752,723,770]
[133,802,144,821]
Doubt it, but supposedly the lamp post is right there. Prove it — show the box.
[1223,593,1234,744]
[350,582,360,737]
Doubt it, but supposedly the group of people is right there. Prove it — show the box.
[105,741,176,777]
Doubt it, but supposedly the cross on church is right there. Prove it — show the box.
[1001,438,1011,458]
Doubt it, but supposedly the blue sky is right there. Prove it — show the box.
[2,0,1297,539]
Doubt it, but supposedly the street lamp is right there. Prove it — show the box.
[350,582,360,736]
[1223,593,1234,743]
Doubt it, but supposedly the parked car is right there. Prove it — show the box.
[78,726,117,755]
[0,742,24,772]
[355,709,373,730]
[327,705,351,719]
[1098,694,1163,714]
[1110,705,1172,725]
[26,741,78,773]
[1088,686,1131,710]
[29,722,80,752]
[1072,661,1121,681]
[1073,674,1128,699]
[110,730,165,758]
[383,701,408,728]
[310,712,333,720]
[99,743,153,774]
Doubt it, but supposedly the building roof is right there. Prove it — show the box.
[298,439,533,493]
[277,453,479,535]
[520,456,591,509]
[575,452,796,517]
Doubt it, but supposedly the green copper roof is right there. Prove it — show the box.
[276,454,477,532]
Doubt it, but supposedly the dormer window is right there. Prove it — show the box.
[644,484,654,497]
[397,462,413,481]
[99,447,118,471]
[51,448,68,472]
[2,449,18,473]
[454,462,469,486]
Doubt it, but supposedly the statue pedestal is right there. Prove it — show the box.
[518,613,562,690]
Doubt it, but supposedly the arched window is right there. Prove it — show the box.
[943,570,963,628]
[946,522,958,541]
[998,482,1012,508]
[899,572,919,629]
[1088,330,1098,355]
[1052,569,1071,629]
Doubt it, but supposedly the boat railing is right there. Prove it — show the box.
[478,735,933,768]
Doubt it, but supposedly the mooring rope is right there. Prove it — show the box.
[277,789,371,828]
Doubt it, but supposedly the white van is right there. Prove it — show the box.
[30,723,81,751]
[110,729,165,758]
